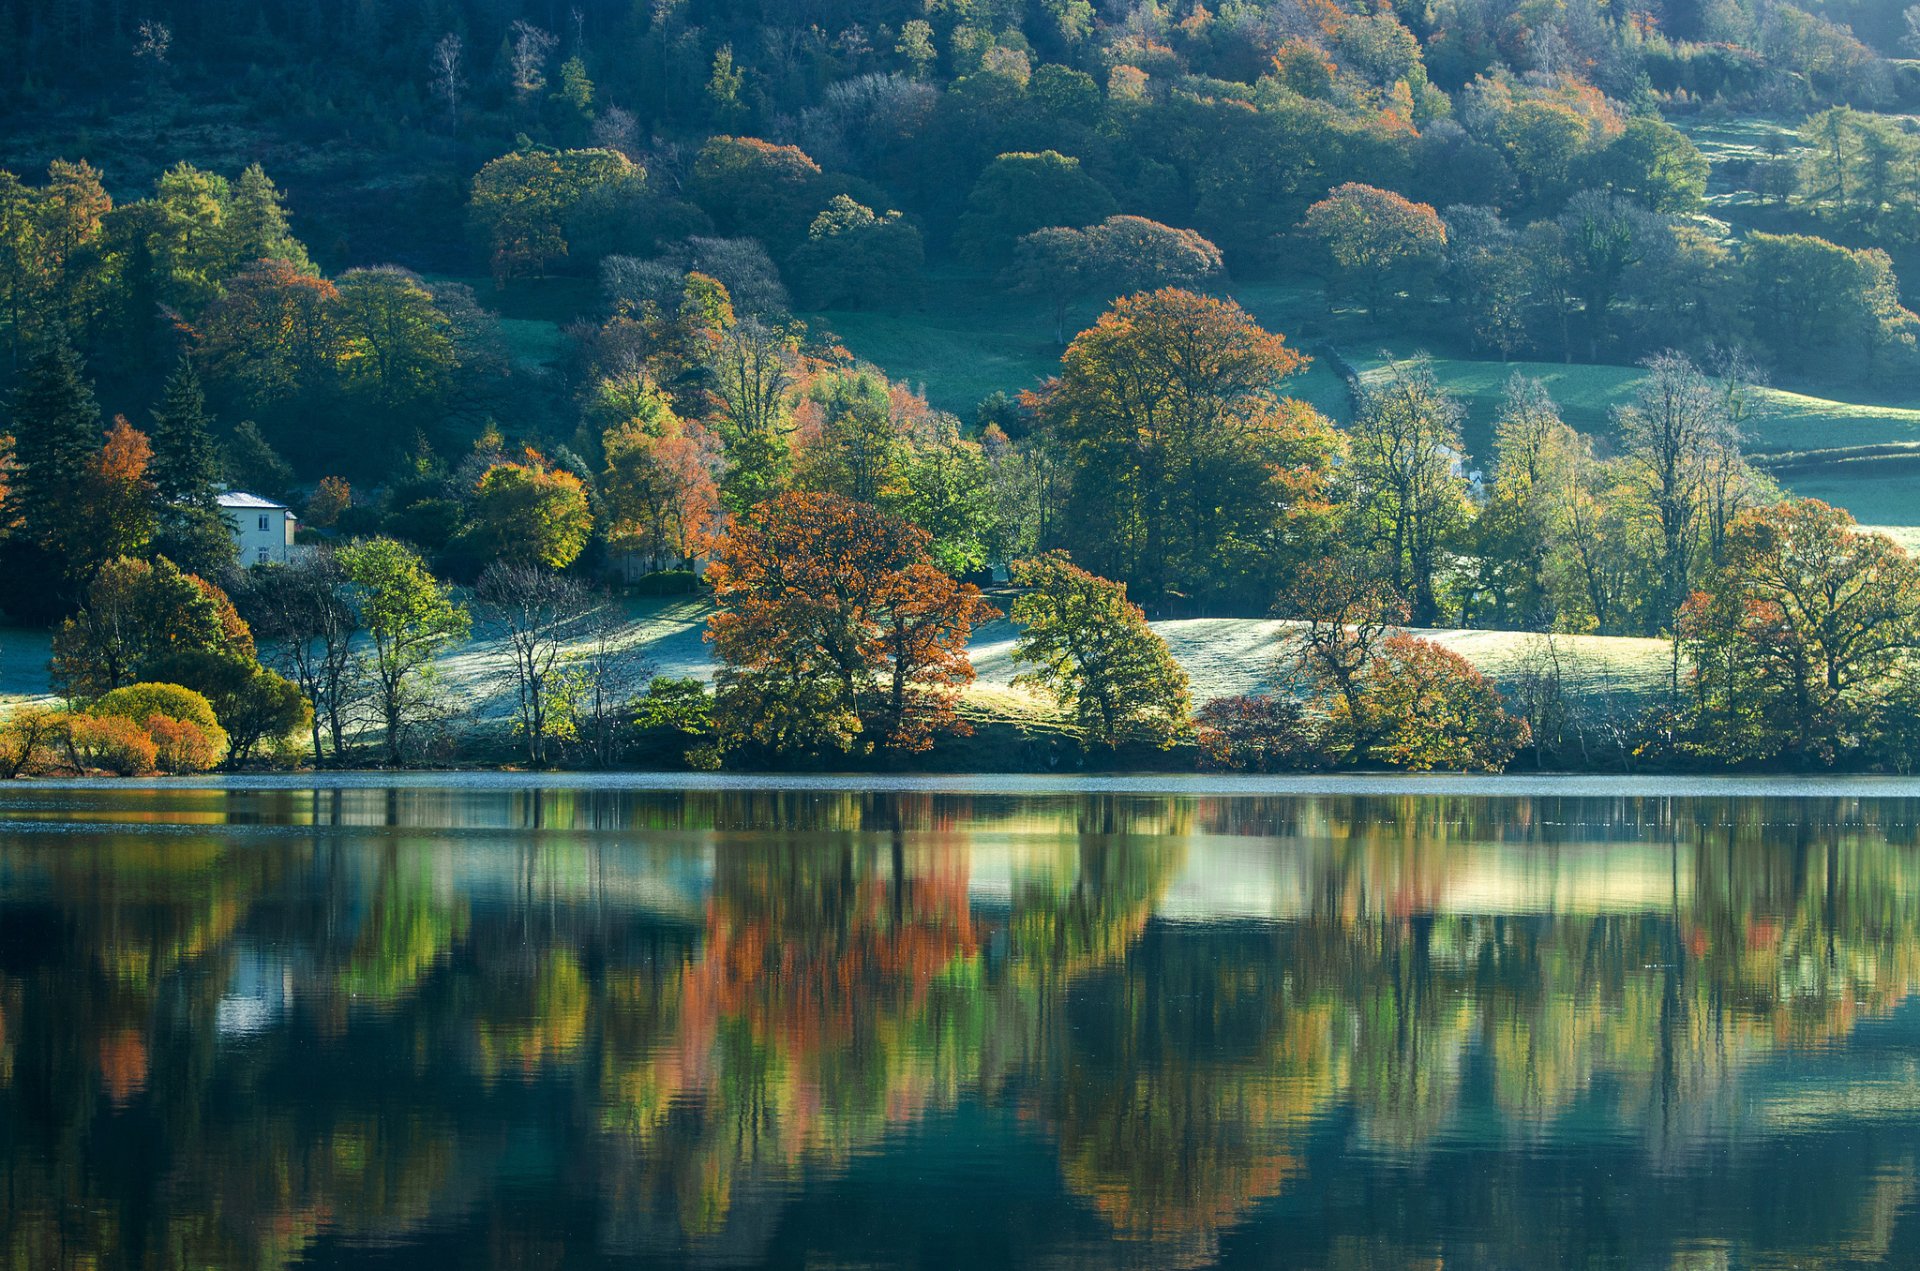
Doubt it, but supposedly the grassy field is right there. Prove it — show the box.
[1781,470,1920,526]
[2,601,1674,736]
[813,273,1358,419]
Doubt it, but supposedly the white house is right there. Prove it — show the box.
[218,491,299,566]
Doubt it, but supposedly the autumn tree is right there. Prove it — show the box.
[193,260,341,411]
[1275,558,1409,756]
[1299,183,1447,321]
[1009,552,1191,748]
[706,491,998,756]
[1350,635,1528,771]
[470,459,593,569]
[339,537,470,766]
[52,556,255,699]
[601,403,720,573]
[1680,500,1920,765]
[66,418,158,580]
[1036,289,1337,612]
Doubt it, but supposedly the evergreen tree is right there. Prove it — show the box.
[148,357,221,508]
[7,338,101,550]
[226,164,310,271]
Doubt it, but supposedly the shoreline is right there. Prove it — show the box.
[11,770,1920,798]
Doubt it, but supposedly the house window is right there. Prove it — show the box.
[258,514,270,531]
[257,547,270,563]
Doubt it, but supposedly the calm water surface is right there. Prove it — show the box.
[3,782,1920,1268]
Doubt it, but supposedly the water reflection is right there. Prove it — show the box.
[1,789,1919,1267]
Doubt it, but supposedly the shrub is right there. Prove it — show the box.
[634,677,714,735]
[145,715,223,773]
[147,650,308,763]
[95,682,223,736]
[66,715,158,776]
[1347,634,1529,772]
[0,707,70,778]
[1195,696,1323,772]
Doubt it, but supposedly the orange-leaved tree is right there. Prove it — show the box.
[705,491,998,756]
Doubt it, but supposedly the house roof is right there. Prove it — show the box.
[217,491,290,511]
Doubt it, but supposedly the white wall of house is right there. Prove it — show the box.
[219,496,298,566]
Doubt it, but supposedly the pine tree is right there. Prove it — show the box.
[8,338,101,550]
[148,357,220,508]
[226,164,311,271]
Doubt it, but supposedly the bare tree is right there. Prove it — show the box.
[509,21,557,96]
[556,603,652,767]
[134,18,171,64]
[237,549,363,765]
[1614,351,1733,634]
[593,104,639,156]
[477,562,593,765]
[430,33,465,136]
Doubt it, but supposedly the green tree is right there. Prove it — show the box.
[51,556,255,699]
[1344,359,1472,625]
[788,195,925,310]
[334,267,458,412]
[338,537,470,766]
[470,460,594,569]
[1680,500,1920,765]
[956,151,1117,263]
[147,357,221,509]
[144,648,309,764]
[1585,117,1708,213]
[795,370,908,506]
[225,163,311,271]
[7,338,100,554]
[1010,551,1191,748]
[707,318,800,515]
[469,146,640,283]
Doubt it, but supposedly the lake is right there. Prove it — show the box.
[3,779,1920,1268]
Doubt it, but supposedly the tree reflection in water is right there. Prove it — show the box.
[0,788,1918,1267]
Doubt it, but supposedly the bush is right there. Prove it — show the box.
[1195,696,1323,772]
[1347,634,1529,772]
[144,651,309,764]
[145,714,223,773]
[634,677,714,735]
[66,715,158,776]
[95,683,225,738]
[0,707,70,778]
[147,652,309,760]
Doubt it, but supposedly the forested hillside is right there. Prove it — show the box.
[5,0,1920,773]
